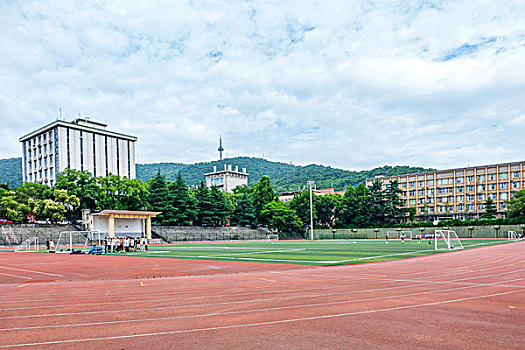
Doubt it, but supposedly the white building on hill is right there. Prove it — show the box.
[19,118,137,186]
[205,164,248,193]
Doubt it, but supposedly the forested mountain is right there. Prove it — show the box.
[0,157,22,187]
[0,156,433,192]
[136,157,434,192]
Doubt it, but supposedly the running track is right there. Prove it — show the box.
[0,241,523,349]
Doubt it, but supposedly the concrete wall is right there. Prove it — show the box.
[153,226,271,242]
[315,224,525,239]
[0,224,79,245]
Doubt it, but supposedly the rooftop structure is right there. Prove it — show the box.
[205,164,248,193]
[19,118,137,186]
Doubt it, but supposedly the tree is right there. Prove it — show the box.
[368,179,386,226]
[148,170,171,223]
[209,186,229,226]
[482,197,497,219]
[289,189,316,228]
[33,189,79,223]
[384,180,404,225]
[194,182,215,226]
[260,200,301,235]
[316,194,342,228]
[167,171,191,225]
[252,176,276,223]
[508,190,525,219]
[231,193,256,226]
[0,187,27,222]
[55,169,102,214]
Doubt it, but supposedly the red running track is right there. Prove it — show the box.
[0,241,524,349]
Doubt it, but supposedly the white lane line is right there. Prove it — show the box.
[0,272,32,280]
[0,288,522,348]
[222,249,306,256]
[2,277,522,332]
[0,266,63,277]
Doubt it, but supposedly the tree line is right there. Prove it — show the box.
[1,169,524,233]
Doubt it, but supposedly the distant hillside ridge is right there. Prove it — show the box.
[0,156,434,192]
[136,157,434,192]
[0,157,22,187]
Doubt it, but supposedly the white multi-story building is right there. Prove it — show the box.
[205,165,248,193]
[19,118,137,186]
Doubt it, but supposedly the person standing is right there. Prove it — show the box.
[401,232,405,244]
[385,232,389,244]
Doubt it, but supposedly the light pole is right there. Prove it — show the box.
[307,181,315,240]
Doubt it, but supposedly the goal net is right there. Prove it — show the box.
[435,230,464,251]
[1,226,18,245]
[266,234,279,241]
[508,231,521,241]
[15,237,39,252]
[53,231,96,254]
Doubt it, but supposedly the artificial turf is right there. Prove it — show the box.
[108,238,513,266]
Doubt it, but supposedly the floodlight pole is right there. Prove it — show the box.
[307,181,315,240]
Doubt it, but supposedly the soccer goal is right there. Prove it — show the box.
[508,231,521,241]
[1,226,18,245]
[266,234,279,241]
[434,230,464,250]
[15,237,39,252]
[53,231,96,254]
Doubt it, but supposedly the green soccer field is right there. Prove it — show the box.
[109,238,514,266]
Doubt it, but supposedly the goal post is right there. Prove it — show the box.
[1,226,18,245]
[435,230,464,251]
[15,237,39,252]
[266,234,279,241]
[508,231,521,241]
[53,231,98,254]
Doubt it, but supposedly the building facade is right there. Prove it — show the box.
[366,161,525,221]
[205,165,248,193]
[19,118,137,186]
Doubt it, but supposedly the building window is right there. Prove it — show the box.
[427,189,434,195]
[457,195,463,202]
[401,182,407,188]
[409,199,416,205]
[418,190,424,196]
[500,202,507,209]
[467,176,474,183]
[93,135,96,177]
[80,131,84,171]
[427,180,434,186]
[500,193,508,200]
[456,177,463,183]
[105,136,108,176]
[457,186,464,193]
[477,175,485,182]
[419,181,424,187]
[489,184,497,190]
[116,141,120,176]
[488,173,496,181]
[500,182,508,190]
[489,193,497,200]
[512,182,520,189]
[429,207,434,213]
[457,204,464,211]
[478,203,485,210]
[409,182,415,188]
[478,194,485,201]
[500,173,508,180]
[512,171,520,178]
[467,185,474,192]
[477,184,485,191]
[467,194,474,201]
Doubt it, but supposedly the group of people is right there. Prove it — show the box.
[105,236,148,253]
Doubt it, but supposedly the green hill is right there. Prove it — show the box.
[0,157,22,187]
[136,157,434,192]
[0,156,434,192]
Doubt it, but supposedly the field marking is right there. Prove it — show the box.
[0,266,63,277]
[2,266,523,314]
[1,288,522,348]
[0,272,32,280]
[2,277,523,333]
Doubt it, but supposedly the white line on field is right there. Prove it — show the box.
[0,266,63,277]
[0,272,31,280]
[0,288,522,348]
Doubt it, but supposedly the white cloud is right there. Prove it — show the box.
[0,0,524,171]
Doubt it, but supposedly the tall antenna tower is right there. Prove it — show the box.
[218,135,224,161]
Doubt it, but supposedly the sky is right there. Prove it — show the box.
[1,0,524,171]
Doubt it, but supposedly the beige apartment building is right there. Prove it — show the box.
[366,161,525,221]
